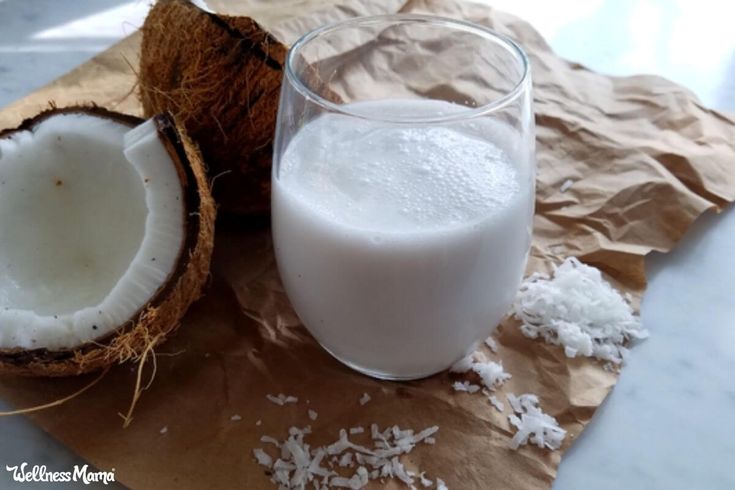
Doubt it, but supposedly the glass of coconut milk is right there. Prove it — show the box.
[272,15,534,380]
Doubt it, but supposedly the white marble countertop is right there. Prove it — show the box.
[0,1,733,489]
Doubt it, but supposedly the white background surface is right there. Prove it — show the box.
[0,1,733,489]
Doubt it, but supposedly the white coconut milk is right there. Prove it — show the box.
[272,99,533,379]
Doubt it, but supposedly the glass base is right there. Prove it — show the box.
[319,343,446,381]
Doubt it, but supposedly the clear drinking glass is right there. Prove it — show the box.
[272,14,534,380]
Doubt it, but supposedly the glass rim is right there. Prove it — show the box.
[285,13,531,124]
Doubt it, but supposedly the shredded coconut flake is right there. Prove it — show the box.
[506,393,566,451]
[484,337,499,353]
[419,472,433,487]
[452,380,481,393]
[487,394,504,412]
[253,423,444,489]
[513,257,648,365]
[266,394,284,406]
[358,393,371,406]
[253,448,273,467]
[472,360,511,391]
[449,355,511,418]
[230,414,242,422]
[159,426,168,435]
[349,426,364,435]
[390,456,414,485]
[560,179,574,193]
[308,409,318,421]
[267,393,299,406]
[436,478,449,490]
[260,435,280,447]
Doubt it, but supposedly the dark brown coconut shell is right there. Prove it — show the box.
[138,0,288,217]
[0,106,216,376]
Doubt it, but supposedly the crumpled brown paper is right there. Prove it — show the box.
[1,0,734,488]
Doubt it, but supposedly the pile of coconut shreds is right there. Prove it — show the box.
[450,353,567,451]
[506,393,566,450]
[253,421,445,489]
[513,257,648,365]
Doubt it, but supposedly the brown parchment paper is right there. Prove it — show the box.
[1,0,735,489]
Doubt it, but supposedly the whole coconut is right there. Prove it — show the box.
[139,0,288,216]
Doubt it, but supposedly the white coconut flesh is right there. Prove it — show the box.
[0,113,185,350]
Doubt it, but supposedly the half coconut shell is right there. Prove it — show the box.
[0,107,216,376]
[139,0,287,216]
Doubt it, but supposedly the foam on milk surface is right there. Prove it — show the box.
[278,100,521,233]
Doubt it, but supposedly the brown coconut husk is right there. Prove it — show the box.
[138,0,287,217]
[0,107,216,377]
